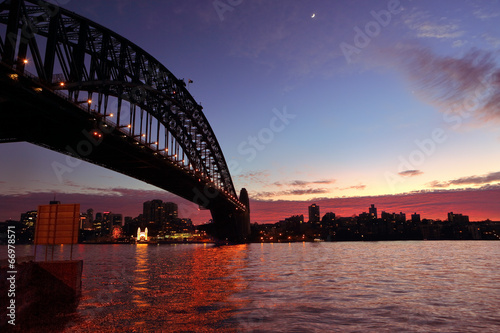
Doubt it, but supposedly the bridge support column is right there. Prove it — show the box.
[209,188,250,243]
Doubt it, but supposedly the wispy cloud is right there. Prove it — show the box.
[473,8,500,21]
[235,170,270,184]
[399,170,423,177]
[429,171,500,188]
[452,40,467,48]
[403,10,464,39]
[337,184,366,191]
[255,188,329,199]
[395,47,500,123]
[274,179,335,187]
[482,33,500,48]
[344,184,366,190]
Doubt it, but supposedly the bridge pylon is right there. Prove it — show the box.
[208,188,250,243]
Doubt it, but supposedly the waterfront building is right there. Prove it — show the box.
[369,204,377,219]
[309,204,320,223]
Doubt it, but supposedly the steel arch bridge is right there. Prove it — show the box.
[0,0,250,242]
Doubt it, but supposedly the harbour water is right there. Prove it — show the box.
[4,241,500,332]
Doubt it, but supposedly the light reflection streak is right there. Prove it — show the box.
[132,244,150,308]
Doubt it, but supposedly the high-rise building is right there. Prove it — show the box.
[80,213,88,229]
[163,202,178,222]
[86,208,94,224]
[102,212,112,235]
[143,199,164,225]
[94,212,103,235]
[369,204,377,219]
[396,212,406,223]
[309,204,320,223]
[448,212,469,224]
[20,210,37,228]
[124,216,133,225]
[322,212,336,223]
[411,212,421,223]
[112,214,123,226]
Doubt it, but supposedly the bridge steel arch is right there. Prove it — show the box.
[0,0,250,242]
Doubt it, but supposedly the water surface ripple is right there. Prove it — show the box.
[8,241,499,332]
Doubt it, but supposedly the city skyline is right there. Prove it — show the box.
[2,197,497,226]
[1,0,500,223]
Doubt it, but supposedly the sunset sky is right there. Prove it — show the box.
[1,0,499,223]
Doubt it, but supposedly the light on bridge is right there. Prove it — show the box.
[142,134,146,137]
[59,82,65,87]
[165,148,168,152]
[87,99,92,104]
[23,59,28,64]
[127,124,131,128]
[109,113,114,117]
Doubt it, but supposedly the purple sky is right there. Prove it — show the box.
[1,0,499,223]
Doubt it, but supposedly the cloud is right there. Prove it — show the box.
[429,171,500,188]
[473,8,500,21]
[482,33,500,48]
[341,184,366,190]
[334,184,367,191]
[403,10,464,39]
[274,179,335,187]
[396,47,500,123]
[398,170,423,177]
[235,171,270,185]
[452,40,467,48]
[255,188,329,199]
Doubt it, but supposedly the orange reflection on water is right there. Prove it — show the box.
[160,244,248,332]
[132,244,150,309]
[71,244,250,332]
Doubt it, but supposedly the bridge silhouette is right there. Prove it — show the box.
[0,0,250,242]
